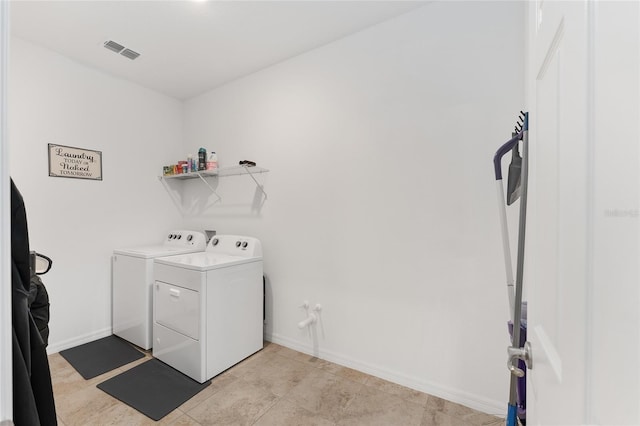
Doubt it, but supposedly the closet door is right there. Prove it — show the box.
[526,1,589,424]
[588,1,640,424]
[527,1,640,425]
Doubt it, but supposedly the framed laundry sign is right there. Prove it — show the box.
[48,143,103,181]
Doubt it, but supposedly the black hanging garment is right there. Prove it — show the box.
[28,272,50,347]
[10,178,57,425]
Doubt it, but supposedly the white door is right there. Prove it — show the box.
[587,1,640,424]
[527,1,640,425]
[526,1,589,424]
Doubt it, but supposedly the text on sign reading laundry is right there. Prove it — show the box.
[48,143,103,181]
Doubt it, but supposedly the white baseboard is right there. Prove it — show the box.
[47,327,112,355]
[265,332,504,417]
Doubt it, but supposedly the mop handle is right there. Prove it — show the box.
[493,130,524,319]
[508,112,529,410]
[493,130,524,181]
[511,112,528,355]
[496,182,516,318]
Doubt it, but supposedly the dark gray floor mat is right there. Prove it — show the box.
[59,335,144,379]
[96,358,210,421]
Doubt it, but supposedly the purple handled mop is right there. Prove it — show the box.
[493,112,529,426]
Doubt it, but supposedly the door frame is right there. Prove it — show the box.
[0,0,12,423]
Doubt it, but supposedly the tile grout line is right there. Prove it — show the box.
[277,348,366,425]
[332,380,366,425]
[249,392,285,426]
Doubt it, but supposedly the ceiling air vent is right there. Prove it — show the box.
[120,48,140,60]
[103,40,125,53]
[103,40,141,61]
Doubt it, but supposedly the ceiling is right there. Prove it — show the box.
[10,1,428,100]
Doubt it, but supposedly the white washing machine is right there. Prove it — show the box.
[112,230,207,349]
[152,235,263,383]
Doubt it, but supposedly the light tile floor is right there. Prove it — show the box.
[49,342,504,425]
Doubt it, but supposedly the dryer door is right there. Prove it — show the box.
[155,281,200,340]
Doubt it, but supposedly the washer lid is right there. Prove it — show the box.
[113,245,205,259]
[154,252,262,271]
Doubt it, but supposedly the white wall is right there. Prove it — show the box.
[8,37,184,353]
[182,1,524,414]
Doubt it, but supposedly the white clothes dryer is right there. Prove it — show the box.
[153,235,263,383]
[112,230,206,349]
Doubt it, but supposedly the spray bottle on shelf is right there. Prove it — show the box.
[206,152,218,170]
[198,148,206,171]
[187,154,193,173]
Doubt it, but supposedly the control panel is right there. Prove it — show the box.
[207,235,262,257]
[163,230,206,247]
